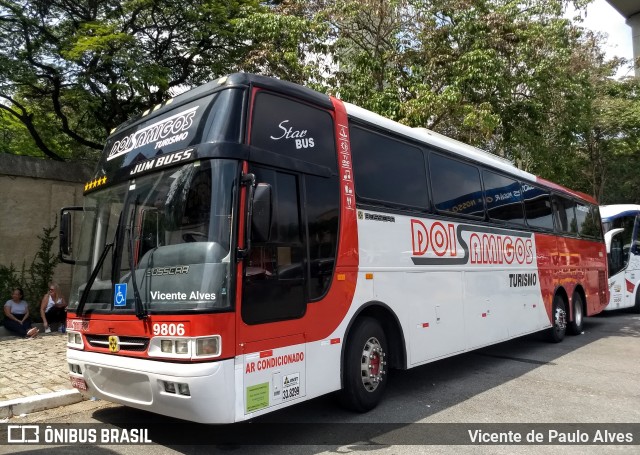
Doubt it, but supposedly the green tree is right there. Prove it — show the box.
[0,224,59,324]
[584,77,640,203]
[308,0,637,200]
[0,0,319,161]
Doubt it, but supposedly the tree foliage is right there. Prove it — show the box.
[1,0,639,203]
[298,0,636,200]
[0,0,317,161]
[587,78,640,203]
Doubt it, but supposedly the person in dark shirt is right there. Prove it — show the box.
[3,288,38,338]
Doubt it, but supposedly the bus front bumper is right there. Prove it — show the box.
[67,349,237,423]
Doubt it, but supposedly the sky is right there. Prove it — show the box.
[567,0,635,77]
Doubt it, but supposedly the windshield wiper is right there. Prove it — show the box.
[76,208,126,316]
[76,241,114,316]
[127,196,147,319]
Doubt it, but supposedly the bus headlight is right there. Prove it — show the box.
[195,336,220,357]
[175,339,189,354]
[149,336,220,359]
[161,340,173,353]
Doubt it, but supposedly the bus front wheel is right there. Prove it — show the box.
[548,296,567,343]
[340,317,388,412]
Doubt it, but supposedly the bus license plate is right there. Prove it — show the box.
[70,376,87,391]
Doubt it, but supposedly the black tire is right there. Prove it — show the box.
[633,289,640,314]
[548,295,567,343]
[339,317,388,412]
[568,293,584,335]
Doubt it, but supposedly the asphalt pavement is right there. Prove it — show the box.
[0,324,83,419]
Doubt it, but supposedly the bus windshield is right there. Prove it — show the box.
[69,159,238,314]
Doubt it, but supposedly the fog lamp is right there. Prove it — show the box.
[177,383,190,396]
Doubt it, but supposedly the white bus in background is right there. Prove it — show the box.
[601,204,640,312]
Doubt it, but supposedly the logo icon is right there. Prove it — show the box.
[108,336,120,353]
[114,283,127,307]
[7,425,39,443]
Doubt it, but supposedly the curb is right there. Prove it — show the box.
[0,389,83,419]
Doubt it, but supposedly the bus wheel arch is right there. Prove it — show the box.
[568,286,586,335]
[548,289,568,343]
[339,302,406,412]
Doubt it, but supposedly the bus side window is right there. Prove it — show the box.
[350,126,428,211]
[522,185,553,230]
[576,203,601,239]
[429,153,484,218]
[552,196,577,235]
[482,170,525,225]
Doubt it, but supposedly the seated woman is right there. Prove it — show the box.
[3,288,38,338]
[41,282,68,333]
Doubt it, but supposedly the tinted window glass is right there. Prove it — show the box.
[483,171,525,225]
[553,196,578,234]
[250,92,336,172]
[305,175,339,300]
[242,167,306,324]
[593,207,604,240]
[522,184,553,230]
[430,154,484,217]
[576,204,602,239]
[609,215,635,275]
[350,126,428,209]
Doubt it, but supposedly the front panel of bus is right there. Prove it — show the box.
[66,84,249,423]
[65,76,350,423]
[601,209,640,311]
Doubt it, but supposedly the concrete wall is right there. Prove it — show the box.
[0,154,94,302]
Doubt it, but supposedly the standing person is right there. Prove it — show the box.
[3,288,38,338]
[40,282,68,333]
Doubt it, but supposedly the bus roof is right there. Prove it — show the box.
[600,204,640,221]
[109,73,333,138]
[101,73,597,206]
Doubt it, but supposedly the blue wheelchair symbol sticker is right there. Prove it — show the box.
[114,283,127,307]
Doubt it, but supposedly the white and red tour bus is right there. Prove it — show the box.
[600,204,640,312]
[60,73,608,423]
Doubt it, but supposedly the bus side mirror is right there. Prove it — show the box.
[252,183,272,243]
[604,228,624,254]
[60,206,83,264]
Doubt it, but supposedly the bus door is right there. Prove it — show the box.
[624,215,640,307]
[237,89,340,416]
[606,214,637,309]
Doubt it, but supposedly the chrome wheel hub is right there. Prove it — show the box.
[555,306,567,331]
[360,336,386,392]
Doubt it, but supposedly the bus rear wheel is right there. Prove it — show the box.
[568,293,584,335]
[548,296,567,343]
[633,289,640,314]
[340,317,388,412]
